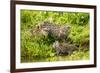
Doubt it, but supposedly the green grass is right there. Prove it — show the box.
[20,10,90,62]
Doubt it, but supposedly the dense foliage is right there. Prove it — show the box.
[21,10,90,62]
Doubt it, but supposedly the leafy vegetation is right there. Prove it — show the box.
[20,10,90,62]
